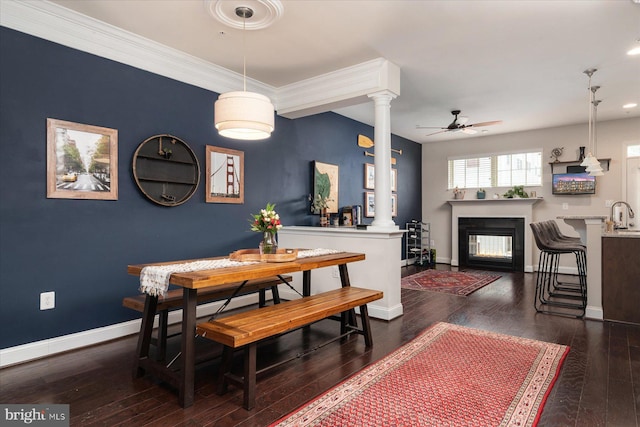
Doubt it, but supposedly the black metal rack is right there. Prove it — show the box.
[405,220,431,266]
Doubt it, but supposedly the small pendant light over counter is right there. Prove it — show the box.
[579,68,605,176]
[213,4,277,140]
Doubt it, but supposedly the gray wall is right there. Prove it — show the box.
[422,117,640,266]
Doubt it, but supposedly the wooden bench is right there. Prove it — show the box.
[195,286,383,410]
[123,275,292,361]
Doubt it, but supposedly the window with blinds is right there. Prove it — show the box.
[628,144,640,157]
[448,151,542,189]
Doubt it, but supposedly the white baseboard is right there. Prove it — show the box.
[0,294,261,368]
[585,305,604,321]
[368,303,403,320]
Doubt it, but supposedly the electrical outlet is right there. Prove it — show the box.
[562,203,569,210]
[331,266,339,279]
[430,239,435,247]
[605,200,614,208]
[40,291,55,310]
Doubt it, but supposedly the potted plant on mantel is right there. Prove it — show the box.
[476,189,486,199]
[503,185,529,199]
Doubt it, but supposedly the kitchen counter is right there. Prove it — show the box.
[602,235,640,325]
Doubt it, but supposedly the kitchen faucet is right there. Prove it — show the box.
[610,201,636,229]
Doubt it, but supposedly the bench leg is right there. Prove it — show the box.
[243,343,257,410]
[217,346,234,396]
[259,289,266,307]
[359,304,373,348]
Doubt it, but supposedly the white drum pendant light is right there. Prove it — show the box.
[216,91,274,140]
[214,6,274,140]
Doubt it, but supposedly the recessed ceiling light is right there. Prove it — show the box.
[628,39,640,55]
[623,103,638,109]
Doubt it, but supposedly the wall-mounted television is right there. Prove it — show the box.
[552,172,596,195]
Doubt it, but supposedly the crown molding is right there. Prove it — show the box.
[1,0,400,119]
[0,0,275,99]
[276,58,401,119]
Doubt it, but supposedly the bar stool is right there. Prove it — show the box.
[530,221,587,318]
[540,220,586,295]
[545,220,584,246]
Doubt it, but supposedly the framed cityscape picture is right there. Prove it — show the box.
[46,118,118,200]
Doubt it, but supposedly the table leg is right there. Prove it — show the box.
[338,264,351,287]
[302,270,311,296]
[179,287,197,408]
[133,294,158,379]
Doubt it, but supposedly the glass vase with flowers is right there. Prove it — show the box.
[249,203,283,254]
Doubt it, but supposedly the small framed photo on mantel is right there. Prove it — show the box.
[46,118,118,200]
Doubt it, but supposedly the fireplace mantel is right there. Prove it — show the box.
[448,198,542,272]
[448,198,543,206]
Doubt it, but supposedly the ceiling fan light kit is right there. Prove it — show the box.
[213,5,275,141]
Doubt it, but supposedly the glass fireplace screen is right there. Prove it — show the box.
[468,235,513,260]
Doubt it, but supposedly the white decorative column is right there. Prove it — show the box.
[368,90,398,231]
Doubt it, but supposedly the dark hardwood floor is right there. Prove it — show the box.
[1,265,639,426]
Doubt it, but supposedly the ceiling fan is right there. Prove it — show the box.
[417,110,502,137]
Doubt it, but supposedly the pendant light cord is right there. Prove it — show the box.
[587,73,593,155]
[242,13,247,92]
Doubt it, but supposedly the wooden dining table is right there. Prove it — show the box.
[127,251,365,408]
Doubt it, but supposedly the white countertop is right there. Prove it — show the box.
[557,215,608,220]
[603,230,640,238]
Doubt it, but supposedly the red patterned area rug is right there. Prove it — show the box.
[271,322,568,427]
[401,269,501,296]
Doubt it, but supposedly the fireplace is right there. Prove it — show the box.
[449,199,540,272]
[458,217,524,272]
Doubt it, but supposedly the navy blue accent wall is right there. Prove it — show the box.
[0,27,421,349]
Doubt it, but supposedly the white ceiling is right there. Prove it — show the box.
[48,0,640,143]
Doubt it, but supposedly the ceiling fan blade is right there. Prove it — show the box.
[461,128,478,135]
[424,129,448,137]
[467,120,502,128]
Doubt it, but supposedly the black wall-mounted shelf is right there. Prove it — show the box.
[132,134,200,206]
[549,158,610,174]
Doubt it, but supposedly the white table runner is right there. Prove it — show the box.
[139,249,342,297]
